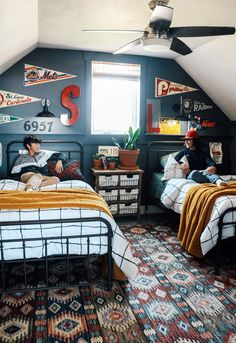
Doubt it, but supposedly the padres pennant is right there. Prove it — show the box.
[0,90,41,108]
[155,78,198,97]
[24,64,77,86]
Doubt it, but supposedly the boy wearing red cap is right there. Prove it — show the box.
[175,130,226,186]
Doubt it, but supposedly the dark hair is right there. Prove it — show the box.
[184,138,202,150]
[23,135,41,150]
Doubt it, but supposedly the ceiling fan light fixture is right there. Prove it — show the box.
[142,37,171,52]
[151,5,173,26]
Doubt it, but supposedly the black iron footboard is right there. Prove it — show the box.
[0,216,113,294]
[215,207,236,274]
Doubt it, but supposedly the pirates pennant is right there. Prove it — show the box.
[155,78,198,97]
[182,98,214,113]
[24,64,77,86]
[0,114,23,124]
[0,90,41,108]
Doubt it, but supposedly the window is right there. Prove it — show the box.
[91,61,140,134]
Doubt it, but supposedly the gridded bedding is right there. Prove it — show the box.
[161,177,236,255]
[0,179,138,280]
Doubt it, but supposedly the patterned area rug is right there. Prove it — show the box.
[0,224,236,342]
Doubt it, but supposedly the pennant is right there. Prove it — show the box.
[0,114,23,124]
[24,64,77,86]
[0,90,41,108]
[155,78,198,97]
[182,98,214,113]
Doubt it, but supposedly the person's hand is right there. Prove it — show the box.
[181,163,190,175]
[55,160,63,174]
[206,166,216,175]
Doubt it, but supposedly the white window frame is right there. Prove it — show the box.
[91,61,141,135]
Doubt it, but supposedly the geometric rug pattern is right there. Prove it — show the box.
[0,224,236,342]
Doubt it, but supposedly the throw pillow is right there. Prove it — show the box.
[48,159,85,181]
[160,151,179,168]
[162,154,188,181]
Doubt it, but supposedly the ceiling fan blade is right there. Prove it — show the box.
[82,29,145,33]
[170,37,192,55]
[113,38,141,54]
[169,26,235,37]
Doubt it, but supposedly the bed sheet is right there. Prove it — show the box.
[161,176,236,255]
[0,179,138,280]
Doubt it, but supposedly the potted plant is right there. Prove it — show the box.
[107,157,118,170]
[112,127,141,169]
[92,153,103,169]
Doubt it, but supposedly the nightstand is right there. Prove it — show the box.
[92,168,144,220]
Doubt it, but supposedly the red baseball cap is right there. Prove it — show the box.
[181,130,199,140]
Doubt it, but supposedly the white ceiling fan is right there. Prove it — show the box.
[83,0,235,56]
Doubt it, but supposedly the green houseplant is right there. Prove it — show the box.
[107,156,118,170]
[112,127,141,169]
[92,153,103,169]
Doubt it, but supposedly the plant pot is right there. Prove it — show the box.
[118,149,140,169]
[108,161,116,170]
[93,159,103,169]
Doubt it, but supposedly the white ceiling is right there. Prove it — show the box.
[0,0,38,75]
[1,0,236,119]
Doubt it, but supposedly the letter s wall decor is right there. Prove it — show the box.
[60,85,80,126]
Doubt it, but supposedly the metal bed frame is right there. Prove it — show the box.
[146,140,236,274]
[146,140,184,213]
[0,140,113,294]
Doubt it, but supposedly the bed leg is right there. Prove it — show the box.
[215,219,223,275]
[107,223,113,291]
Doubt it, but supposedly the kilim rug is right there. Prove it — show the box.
[0,224,236,343]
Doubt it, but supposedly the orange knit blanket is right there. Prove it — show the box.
[0,188,112,217]
[178,182,236,257]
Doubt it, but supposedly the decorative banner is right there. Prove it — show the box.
[24,64,77,87]
[159,117,180,135]
[182,98,213,114]
[155,78,198,97]
[0,114,23,124]
[0,90,41,108]
[209,142,223,164]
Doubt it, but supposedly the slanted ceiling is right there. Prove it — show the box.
[1,0,236,119]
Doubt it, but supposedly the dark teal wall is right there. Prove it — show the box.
[0,48,230,186]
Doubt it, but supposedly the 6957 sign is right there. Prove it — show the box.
[20,117,77,134]
[24,119,53,133]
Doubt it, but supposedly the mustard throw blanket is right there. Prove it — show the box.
[178,182,236,257]
[0,188,112,217]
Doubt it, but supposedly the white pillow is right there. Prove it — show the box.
[162,154,188,181]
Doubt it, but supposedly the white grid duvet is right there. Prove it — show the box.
[161,177,236,255]
[0,179,138,280]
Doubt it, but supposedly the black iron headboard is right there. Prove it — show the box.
[6,140,84,176]
[146,140,184,180]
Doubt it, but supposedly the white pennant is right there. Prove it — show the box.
[0,90,41,108]
[155,78,198,97]
[24,64,77,86]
